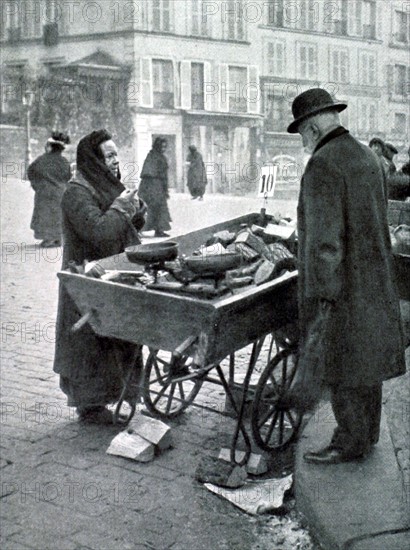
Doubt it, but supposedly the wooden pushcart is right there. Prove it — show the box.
[58,213,301,463]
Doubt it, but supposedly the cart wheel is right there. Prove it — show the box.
[143,349,203,419]
[251,346,302,452]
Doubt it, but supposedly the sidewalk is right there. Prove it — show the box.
[294,351,410,549]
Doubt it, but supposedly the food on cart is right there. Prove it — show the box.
[184,252,242,274]
[390,224,410,255]
[205,230,237,247]
[125,241,179,263]
[69,213,297,299]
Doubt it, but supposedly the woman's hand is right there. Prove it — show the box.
[119,188,138,202]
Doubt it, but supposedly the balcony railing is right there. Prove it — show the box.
[153,92,174,109]
[363,24,376,39]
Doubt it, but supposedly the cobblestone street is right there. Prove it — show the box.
[1,178,318,550]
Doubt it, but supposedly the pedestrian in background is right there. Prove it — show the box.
[368,137,390,177]
[400,146,410,177]
[139,137,172,237]
[28,131,71,247]
[383,142,398,175]
[186,145,207,200]
[287,88,405,465]
[388,145,410,201]
[54,129,146,425]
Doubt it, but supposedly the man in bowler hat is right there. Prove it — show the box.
[383,142,398,175]
[288,88,405,464]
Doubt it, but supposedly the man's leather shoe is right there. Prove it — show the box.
[304,446,362,465]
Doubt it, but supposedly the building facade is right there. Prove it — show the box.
[1,0,409,192]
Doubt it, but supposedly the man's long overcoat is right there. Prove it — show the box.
[297,127,405,387]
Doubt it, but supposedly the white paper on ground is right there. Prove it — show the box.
[106,431,154,462]
[204,474,293,515]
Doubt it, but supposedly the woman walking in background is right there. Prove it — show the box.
[186,145,207,201]
[139,137,172,237]
[28,132,71,247]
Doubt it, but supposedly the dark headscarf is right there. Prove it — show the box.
[76,129,125,210]
[152,137,167,153]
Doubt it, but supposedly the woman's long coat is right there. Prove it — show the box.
[297,127,405,387]
[138,149,171,232]
[53,174,145,407]
[28,151,71,240]
[187,150,207,198]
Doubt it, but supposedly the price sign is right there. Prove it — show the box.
[258,165,277,198]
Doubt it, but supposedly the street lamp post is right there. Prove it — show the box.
[22,90,34,178]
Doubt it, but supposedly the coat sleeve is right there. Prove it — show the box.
[62,185,135,253]
[303,156,345,302]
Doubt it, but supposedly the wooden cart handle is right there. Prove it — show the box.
[71,310,94,333]
[173,335,198,358]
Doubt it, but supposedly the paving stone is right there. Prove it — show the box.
[8,530,81,550]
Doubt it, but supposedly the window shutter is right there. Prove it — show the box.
[140,57,153,107]
[218,64,229,112]
[247,65,259,114]
[204,61,213,111]
[180,60,191,110]
[278,42,285,75]
[174,61,181,108]
[386,64,394,95]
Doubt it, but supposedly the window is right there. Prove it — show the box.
[191,63,204,110]
[358,101,377,133]
[45,0,58,22]
[298,0,317,31]
[324,0,347,35]
[152,59,174,108]
[267,41,285,76]
[394,65,407,95]
[264,92,287,132]
[4,0,20,40]
[226,0,245,40]
[362,0,376,38]
[394,10,410,43]
[297,43,317,79]
[20,0,42,38]
[266,0,284,27]
[191,0,211,36]
[359,51,376,85]
[152,0,171,32]
[348,0,362,36]
[228,66,247,113]
[394,113,406,135]
[330,49,349,83]
[1,64,25,116]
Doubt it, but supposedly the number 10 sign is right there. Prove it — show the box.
[258,165,277,198]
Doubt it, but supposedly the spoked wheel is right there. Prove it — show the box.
[142,349,203,419]
[251,346,302,452]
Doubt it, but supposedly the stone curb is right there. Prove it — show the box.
[295,402,410,550]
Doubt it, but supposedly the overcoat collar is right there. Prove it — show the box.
[313,126,349,155]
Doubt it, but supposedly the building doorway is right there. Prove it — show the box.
[152,134,177,189]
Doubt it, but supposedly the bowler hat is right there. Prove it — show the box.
[384,143,398,159]
[369,137,385,148]
[287,88,347,133]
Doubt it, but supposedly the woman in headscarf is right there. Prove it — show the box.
[53,129,146,424]
[186,145,207,200]
[28,131,71,247]
[139,137,172,237]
